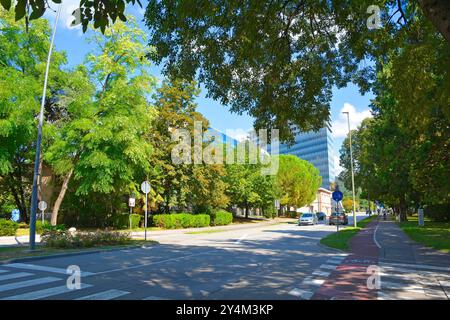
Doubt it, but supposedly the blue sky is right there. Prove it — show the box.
[44,2,374,174]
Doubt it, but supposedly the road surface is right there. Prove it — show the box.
[0,214,382,300]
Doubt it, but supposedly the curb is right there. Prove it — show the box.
[0,242,159,265]
[316,241,347,254]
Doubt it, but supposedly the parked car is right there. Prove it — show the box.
[298,213,318,225]
[329,212,348,225]
[316,212,327,221]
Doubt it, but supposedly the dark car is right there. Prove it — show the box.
[329,212,348,225]
[316,212,326,221]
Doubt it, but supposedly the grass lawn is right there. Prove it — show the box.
[320,215,378,251]
[399,216,450,253]
[0,239,158,261]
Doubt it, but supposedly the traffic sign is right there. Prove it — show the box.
[38,201,47,211]
[332,190,343,202]
[128,198,136,207]
[141,181,151,194]
[11,209,20,222]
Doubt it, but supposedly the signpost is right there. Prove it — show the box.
[418,208,424,227]
[332,190,343,232]
[128,194,135,230]
[38,201,47,224]
[141,181,151,241]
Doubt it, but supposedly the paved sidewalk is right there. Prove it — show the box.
[312,219,379,300]
[312,216,450,300]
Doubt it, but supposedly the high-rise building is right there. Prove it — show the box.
[270,127,336,189]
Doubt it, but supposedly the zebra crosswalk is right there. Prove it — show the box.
[288,254,349,300]
[377,262,450,300]
[0,265,169,300]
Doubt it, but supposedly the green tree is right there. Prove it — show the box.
[46,19,156,225]
[275,155,321,211]
[141,1,450,142]
[0,8,69,222]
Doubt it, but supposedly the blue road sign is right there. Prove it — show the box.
[332,191,343,202]
[11,209,20,222]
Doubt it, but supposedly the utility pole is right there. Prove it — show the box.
[29,5,62,250]
[343,111,357,227]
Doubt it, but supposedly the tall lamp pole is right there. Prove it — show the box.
[29,5,62,250]
[343,111,357,227]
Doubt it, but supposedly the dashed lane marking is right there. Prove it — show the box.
[1,283,92,300]
[0,272,33,281]
[75,289,129,300]
[0,276,60,293]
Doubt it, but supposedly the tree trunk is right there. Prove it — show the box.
[51,169,73,226]
[418,0,450,44]
[245,205,249,219]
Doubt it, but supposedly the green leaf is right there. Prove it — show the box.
[14,0,27,21]
[0,0,11,10]
[29,6,46,20]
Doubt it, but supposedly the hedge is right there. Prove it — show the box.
[424,204,450,222]
[113,213,141,229]
[36,220,51,234]
[210,210,233,226]
[0,219,19,236]
[152,213,210,229]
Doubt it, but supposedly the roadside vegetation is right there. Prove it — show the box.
[320,215,378,251]
[399,216,450,253]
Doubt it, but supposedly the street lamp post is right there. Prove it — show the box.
[29,5,62,250]
[343,111,357,228]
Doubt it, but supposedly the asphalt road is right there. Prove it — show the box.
[0,214,367,300]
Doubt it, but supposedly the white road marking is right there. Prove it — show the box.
[235,234,248,244]
[302,277,325,286]
[92,250,216,276]
[3,263,94,276]
[288,288,313,300]
[1,283,92,300]
[380,262,450,273]
[377,291,416,300]
[381,281,424,293]
[320,264,338,270]
[76,289,129,300]
[438,280,450,288]
[313,270,331,277]
[0,272,34,282]
[373,224,381,249]
[329,256,346,262]
[0,277,60,293]
[142,296,170,300]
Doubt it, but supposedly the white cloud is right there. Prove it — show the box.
[225,129,252,142]
[41,1,83,37]
[334,154,344,176]
[331,102,372,138]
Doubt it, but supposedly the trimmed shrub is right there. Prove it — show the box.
[424,204,450,222]
[41,230,131,248]
[36,221,51,234]
[263,206,277,219]
[289,211,300,218]
[113,213,142,229]
[210,210,233,226]
[0,219,19,236]
[130,214,141,229]
[152,213,210,229]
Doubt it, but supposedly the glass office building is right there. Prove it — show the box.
[270,127,336,190]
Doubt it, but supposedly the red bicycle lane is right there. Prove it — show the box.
[313,219,380,300]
